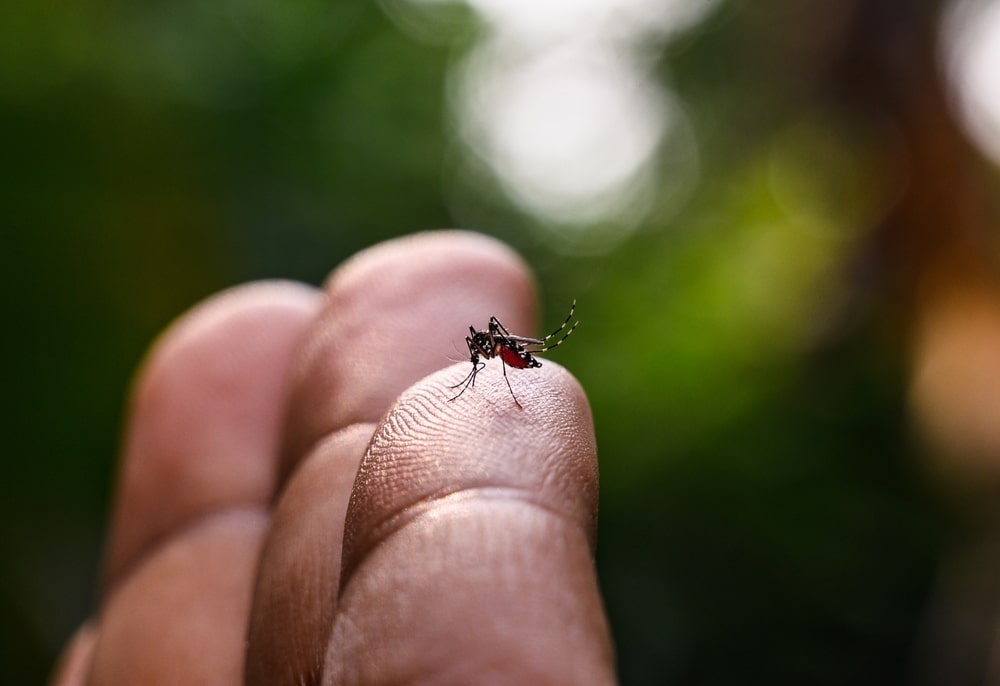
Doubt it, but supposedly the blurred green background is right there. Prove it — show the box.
[7,0,1000,683]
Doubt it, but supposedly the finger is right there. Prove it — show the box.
[326,363,616,685]
[85,282,319,686]
[87,510,267,686]
[49,624,97,686]
[103,281,321,589]
[246,232,539,685]
[245,423,374,686]
[279,230,537,479]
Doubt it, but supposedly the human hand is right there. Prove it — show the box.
[51,231,616,685]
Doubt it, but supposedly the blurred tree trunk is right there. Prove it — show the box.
[833,1,1000,683]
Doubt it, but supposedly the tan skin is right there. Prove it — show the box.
[51,231,616,686]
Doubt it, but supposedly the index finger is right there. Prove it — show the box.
[328,361,615,684]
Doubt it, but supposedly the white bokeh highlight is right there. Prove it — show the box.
[463,0,712,45]
[442,0,713,235]
[458,42,671,225]
[943,0,1000,167]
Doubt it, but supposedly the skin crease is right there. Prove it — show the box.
[52,231,616,686]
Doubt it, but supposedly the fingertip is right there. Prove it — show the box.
[342,360,600,583]
[327,362,612,684]
[105,280,322,589]
[322,231,535,306]
[137,281,322,381]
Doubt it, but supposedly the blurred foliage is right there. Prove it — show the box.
[2,0,962,684]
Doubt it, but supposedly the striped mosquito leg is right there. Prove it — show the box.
[538,300,578,352]
[541,300,577,343]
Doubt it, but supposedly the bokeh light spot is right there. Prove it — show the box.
[942,0,1000,167]
[458,42,669,227]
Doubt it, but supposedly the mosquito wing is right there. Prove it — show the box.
[500,334,545,346]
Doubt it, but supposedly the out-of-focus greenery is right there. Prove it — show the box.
[3,1,953,684]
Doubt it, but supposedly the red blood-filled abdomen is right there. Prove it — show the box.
[499,346,531,369]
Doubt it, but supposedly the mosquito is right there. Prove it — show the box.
[448,300,579,407]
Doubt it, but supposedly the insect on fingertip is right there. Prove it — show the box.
[447,301,579,407]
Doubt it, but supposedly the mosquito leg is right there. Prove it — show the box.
[541,300,577,342]
[490,316,512,339]
[448,363,475,391]
[500,356,522,409]
[448,340,484,401]
[448,362,485,400]
[538,319,579,352]
[447,364,475,399]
